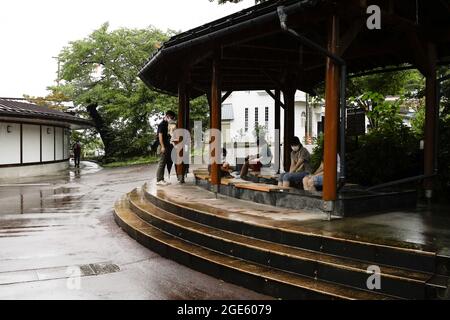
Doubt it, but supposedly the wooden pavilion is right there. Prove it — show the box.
[139,0,450,212]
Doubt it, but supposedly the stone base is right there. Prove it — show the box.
[0,161,69,181]
[195,177,417,216]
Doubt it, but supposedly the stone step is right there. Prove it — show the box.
[128,189,440,299]
[143,183,438,274]
[114,197,394,300]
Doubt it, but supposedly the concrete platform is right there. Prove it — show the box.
[149,177,450,254]
[114,174,450,299]
[194,171,417,216]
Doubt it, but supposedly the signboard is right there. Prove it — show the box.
[346,108,366,136]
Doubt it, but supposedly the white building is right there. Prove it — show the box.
[220,91,324,160]
[0,98,92,180]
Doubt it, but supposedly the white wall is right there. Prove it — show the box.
[22,124,40,163]
[55,127,63,160]
[222,90,324,146]
[64,129,70,159]
[0,122,21,165]
[41,126,55,162]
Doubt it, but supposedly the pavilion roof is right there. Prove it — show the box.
[139,0,450,98]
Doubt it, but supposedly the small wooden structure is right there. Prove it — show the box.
[139,0,450,212]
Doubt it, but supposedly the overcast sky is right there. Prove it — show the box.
[0,0,254,98]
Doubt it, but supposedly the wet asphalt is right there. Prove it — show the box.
[0,161,269,300]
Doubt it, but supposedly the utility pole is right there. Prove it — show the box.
[52,56,61,87]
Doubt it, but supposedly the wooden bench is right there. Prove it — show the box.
[194,174,210,181]
[234,182,292,193]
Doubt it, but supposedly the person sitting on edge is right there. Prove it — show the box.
[208,148,232,178]
[278,136,312,188]
[156,110,176,186]
[303,155,340,192]
[239,137,273,178]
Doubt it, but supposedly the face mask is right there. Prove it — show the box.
[292,146,300,152]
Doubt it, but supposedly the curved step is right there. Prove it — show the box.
[129,189,436,299]
[114,197,394,300]
[143,183,437,273]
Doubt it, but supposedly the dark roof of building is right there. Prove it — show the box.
[139,0,450,98]
[0,98,93,128]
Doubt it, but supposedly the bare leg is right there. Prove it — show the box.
[283,180,290,188]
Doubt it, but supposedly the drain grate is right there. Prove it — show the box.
[79,263,121,276]
[0,262,121,286]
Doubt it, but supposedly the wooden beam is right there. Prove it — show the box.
[262,70,283,90]
[323,15,340,208]
[221,91,232,103]
[210,57,222,190]
[265,90,285,109]
[406,32,432,76]
[283,87,296,172]
[176,79,189,182]
[339,18,364,55]
[274,89,281,174]
[424,42,437,198]
[439,0,450,13]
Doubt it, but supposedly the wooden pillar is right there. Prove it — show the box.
[323,15,340,211]
[283,87,296,172]
[210,58,222,191]
[274,89,281,174]
[424,43,437,198]
[176,80,189,182]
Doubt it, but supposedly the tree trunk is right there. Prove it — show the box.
[86,103,116,162]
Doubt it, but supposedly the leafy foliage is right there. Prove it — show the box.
[346,127,420,186]
[347,69,424,97]
[55,23,209,162]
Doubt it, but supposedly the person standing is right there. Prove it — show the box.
[73,141,82,168]
[156,110,176,186]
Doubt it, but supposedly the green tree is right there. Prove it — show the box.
[55,23,175,162]
[55,23,210,162]
[347,69,424,97]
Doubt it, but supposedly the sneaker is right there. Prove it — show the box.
[156,180,169,186]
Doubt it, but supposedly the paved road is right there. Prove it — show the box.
[0,162,269,300]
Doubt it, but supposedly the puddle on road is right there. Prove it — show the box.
[0,185,84,215]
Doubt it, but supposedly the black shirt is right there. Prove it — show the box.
[157,120,170,148]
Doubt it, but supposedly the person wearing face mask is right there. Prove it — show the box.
[156,110,176,186]
[278,136,312,188]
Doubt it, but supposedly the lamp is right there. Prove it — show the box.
[47,127,52,134]
[6,125,12,133]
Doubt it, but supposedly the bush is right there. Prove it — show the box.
[346,126,421,186]
[310,134,324,172]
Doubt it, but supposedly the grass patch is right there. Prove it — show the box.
[102,155,159,168]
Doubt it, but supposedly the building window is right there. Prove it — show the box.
[255,107,259,128]
[265,107,269,127]
[301,111,306,129]
[244,108,249,132]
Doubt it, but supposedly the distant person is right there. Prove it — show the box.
[208,148,232,178]
[278,136,312,188]
[239,137,273,177]
[73,141,82,168]
[156,110,176,186]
